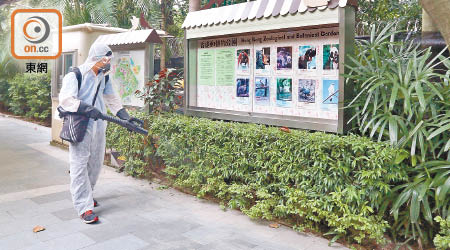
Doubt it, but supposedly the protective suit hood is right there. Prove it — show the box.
[79,43,113,76]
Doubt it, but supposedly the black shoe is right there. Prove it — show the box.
[81,210,98,224]
[93,199,99,207]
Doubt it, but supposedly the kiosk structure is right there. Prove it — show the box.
[182,0,356,133]
[94,29,162,107]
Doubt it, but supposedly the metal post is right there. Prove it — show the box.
[186,0,200,113]
[338,6,356,134]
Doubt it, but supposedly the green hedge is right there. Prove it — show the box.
[0,79,11,111]
[434,216,450,250]
[7,73,51,120]
[106,113,408,244]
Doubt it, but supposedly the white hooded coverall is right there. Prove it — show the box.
[58,43,123,215]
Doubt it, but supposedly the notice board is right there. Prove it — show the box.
[196,27,340,121]
[183,2,356,133]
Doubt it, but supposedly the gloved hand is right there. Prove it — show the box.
[116,108,131,121]
[116,108,144,128]
[77,102,102,120]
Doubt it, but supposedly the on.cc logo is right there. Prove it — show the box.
[11,9,61,59]
[23,16,50,44]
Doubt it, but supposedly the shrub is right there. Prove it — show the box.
[8,73,51,120]
[345,22,450,246]
[106,113,408,244]
[434,216,450,250]
[136,68,183,114]
[0,45,19,111]
[0,79,10,110]
[8,74,28,115]
[106,111,150,177]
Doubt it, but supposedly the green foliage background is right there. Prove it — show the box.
[357,0,422,26]
[6,73,52,121]
[346,23,450,246]
[434,216,450,250]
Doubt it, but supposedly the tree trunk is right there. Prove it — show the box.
[160,40,166,71]
[189,0,201,12]
[160,1,167,71]
[420,0,450,46]
[421,9,437,33]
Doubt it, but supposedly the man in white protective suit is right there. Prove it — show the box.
[59,43,134,224]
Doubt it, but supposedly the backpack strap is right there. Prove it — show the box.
[69,66,106,106]
[92,74,110,106]
[92,82,101,106]
[70,67,82,91]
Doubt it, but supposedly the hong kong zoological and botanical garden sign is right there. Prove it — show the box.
[183,0,357,134]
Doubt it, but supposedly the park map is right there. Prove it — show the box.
[113,56,141,103]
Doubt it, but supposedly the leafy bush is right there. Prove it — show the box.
[8,73,51,120]
[106,111,150,177]
[136,68,183,114]
[346,23,449,162]
[107,113,408,244]
[434,216,450,250]
[0,79,10,110]
[346,23,450,246]
[0,46,18,111]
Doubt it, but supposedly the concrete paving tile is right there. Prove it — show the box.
[0,213,62,238]
[137,208,190,223]
[198,238,258,250]
[35,217,109,242]
[251,245,299,250]
[0,230,42,250]
[269,228,316,249]
[164,240,204,250]
[136,238,174,250]
[137,208,202,233]
[51,207,79,221]
[44,232,95,250]
[132,223,194,242]
[81,223,133,244]
[81,213,152,243]
[0,199,38,211]
[4,204,42,219]
[38,199,73,213]
[109,194,164,212]
[0,199,41,219]
[79,233,149,250]
[182,225,235,245]
[18,242,50,250]
[136,237,205,250]
[90,190,128,203]
[0,211,13,224]
[30,191,71,205]
[91,203,124,217]
[93,209,148,224]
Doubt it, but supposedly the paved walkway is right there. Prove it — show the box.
[0,115,348,250]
